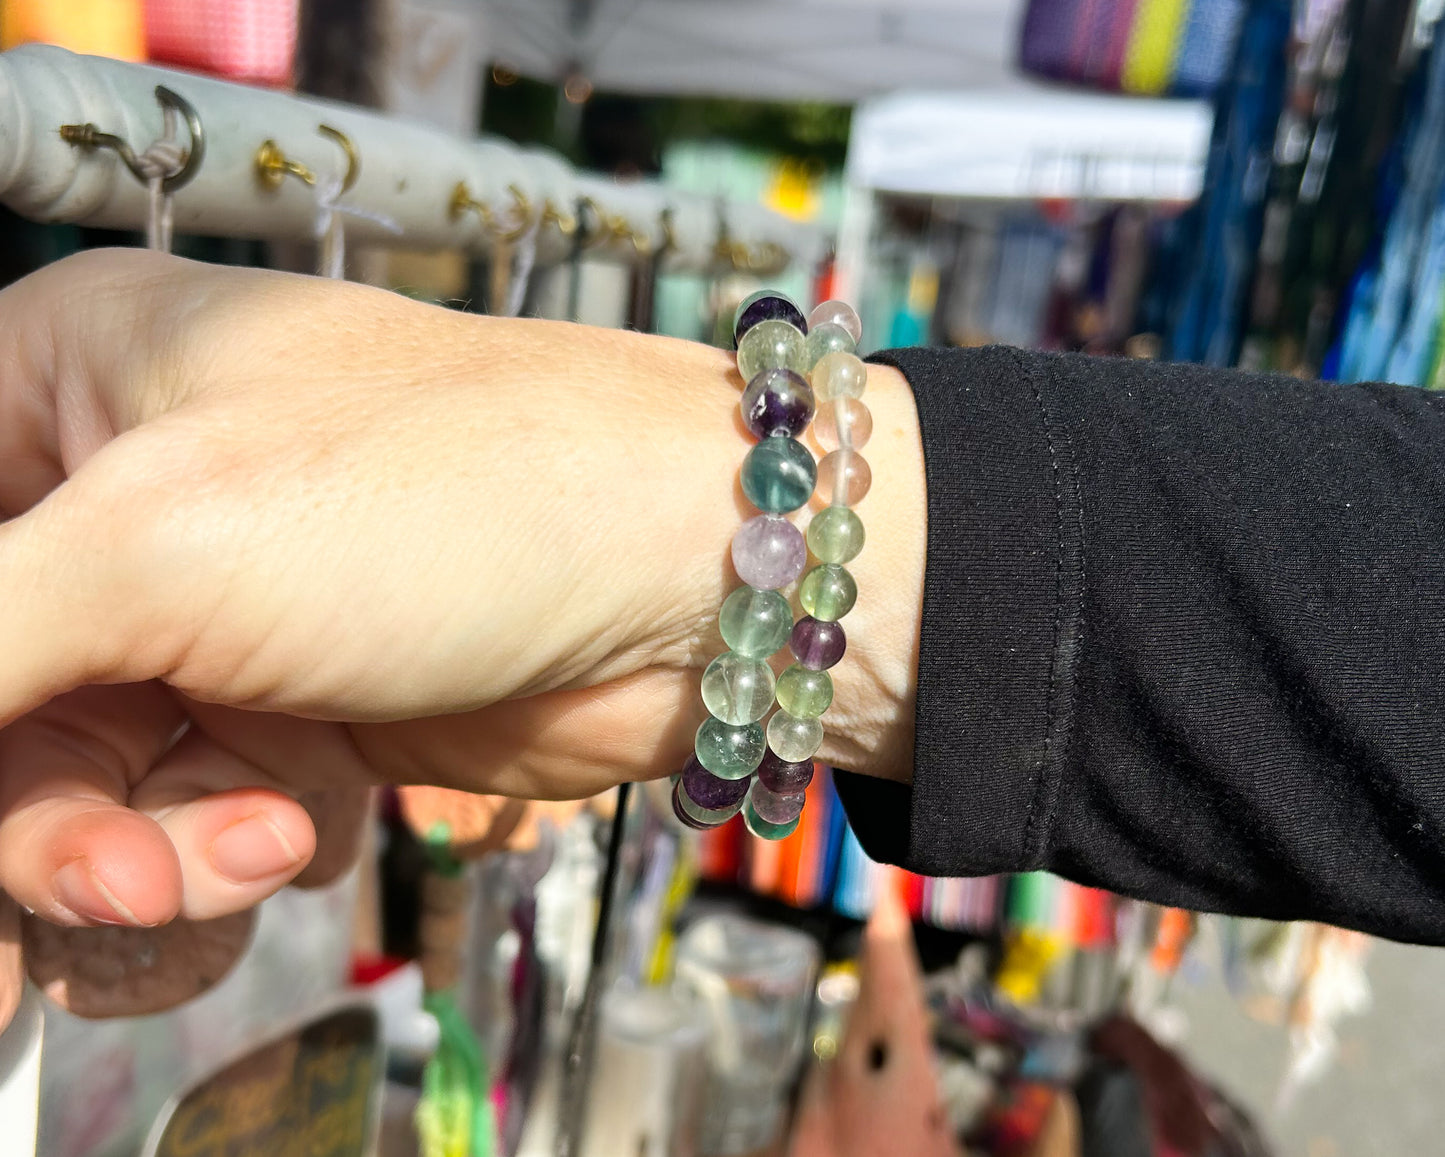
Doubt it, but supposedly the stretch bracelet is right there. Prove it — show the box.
[672,290,869,841]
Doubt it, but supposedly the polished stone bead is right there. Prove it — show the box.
[732,514,806,589]
[701,651,776,725]
[808,299,862,344]
[775,664,833,718]
[742,368,814,438]
[799,564,857,622]
[806,505,865,564]
[790,616,846,670]
[802,322,857,370]
[812,397,873,452]
[749,780,807,825]
[734,291,807,347]
[674,779,743,829]
[695,717,767,780]
[816,449,872,507]
[681,755,751,810]
[767,710,824,762]
[810,351,867,402]
[741,435,816,514]
[719,586,793,657]
[757,748,815,793]
[737,319,806,381]
[744,797,800,841]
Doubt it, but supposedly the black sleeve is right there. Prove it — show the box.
[833,345,1445,946]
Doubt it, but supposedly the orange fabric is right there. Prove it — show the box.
[1,0,145,58]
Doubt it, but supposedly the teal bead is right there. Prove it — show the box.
[741,435,816,514]
[695,717,767,780]
[802,322,857,370]
[767,710,824,762]
[719,586,793,658]
[806,506,865,564]
[799,564,857,622]
[701,651,776,725]
[744,797,800,841]
[737,319,806,381]
[775,664,833,718]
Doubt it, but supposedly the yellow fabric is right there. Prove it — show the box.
[1,0,145,60]
[1120,0,1191,95]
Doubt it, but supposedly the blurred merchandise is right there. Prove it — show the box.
[143,0,298,85]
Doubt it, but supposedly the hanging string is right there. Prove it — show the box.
[313,175,401,280]
[502,224,538,317]
[132,103,188,252]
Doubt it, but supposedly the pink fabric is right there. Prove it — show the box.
[144,0,298,86]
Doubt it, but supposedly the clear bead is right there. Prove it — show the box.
[813,398,873,452]
[695,717,767,780]
[737,319,806,381]
[811,351,867,402]
[719,586,793,658]
[802,322,857,370]
[816,449,871,507]
[767,710,824,762]
[701,651,776,725]
[808,299,862,344]
[775,664,833,718]
[806,506,865,564]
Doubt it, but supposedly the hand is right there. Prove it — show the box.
[0,250,926,952]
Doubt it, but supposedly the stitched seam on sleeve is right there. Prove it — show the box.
[1016,347,1066,868]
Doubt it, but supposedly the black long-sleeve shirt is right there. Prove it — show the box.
[835,345,1445,945]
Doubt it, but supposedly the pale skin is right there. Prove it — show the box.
[0,248,928,1027]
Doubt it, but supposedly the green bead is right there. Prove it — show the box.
[695,717,767,780]
[701,651,776,725]
[775,664,833,718]
[680,787,745,826]
[799,564,857,622]
[806,506,865,564]
[744,798,800,841]
[719,586,793,658]
[737,319,806,381]
[741,436,816,514]
[802,322,857,370]
[767,710,824,762]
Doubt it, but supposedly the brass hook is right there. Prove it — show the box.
[255,139,315,189]
[541,199,577,237]
[495,184,534,242]
[657,208,677,258]
[451,181,532,241]
[59,84,205,195]
[450,180,495,228]
[317,124,359,194]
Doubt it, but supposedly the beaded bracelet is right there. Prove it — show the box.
[672,290,870,841]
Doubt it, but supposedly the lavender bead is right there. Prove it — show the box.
[757,748,815,794]
[681,756,751,810]
[790,616,847,670]
[732,514,806,590]
[742,368,815,439]
[749,780,807,825]
[733,291,807,347]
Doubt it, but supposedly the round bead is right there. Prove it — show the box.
[799,565,857,622]
[681,756,751,810]
[806,506,865,564]
[750,780,807,825]
[811,351,867,402]
[734,291,807,347]
[813,398,873,452]
[695,717,767,780]
[741,436,817,514]
[737,319,806,381]
[775,664,833,718]
[808,299,862,344]
[719,586,793,658]
[816,449,872,507]
[802,323,857,370]
[701,651,776,725]
[672,783,716,831]
[790,617,846,670]
[744,797,800,841]
[742,368,815,439]
[757,748,815,793]
[731,515,806,590]
[767,711,824,763]
[675,780,744,828]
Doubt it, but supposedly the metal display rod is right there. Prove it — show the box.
[0,45,822,275]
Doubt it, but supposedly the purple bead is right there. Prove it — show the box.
[672,780,719,830]
[732,514,806,590]
[756,749,815,794]
[681,756,751,810]
[742,369,815,439]
[750,780,807,825]
[733,292,807,347]
[789,617,847,670]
